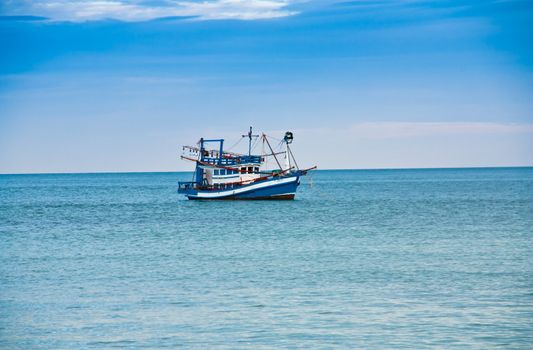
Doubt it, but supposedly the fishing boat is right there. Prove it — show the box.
[178,127,316,200]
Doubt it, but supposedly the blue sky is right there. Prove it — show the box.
[1,0,532,173]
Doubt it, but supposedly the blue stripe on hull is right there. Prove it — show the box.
[229,179,298,199]
[187,177,299,200]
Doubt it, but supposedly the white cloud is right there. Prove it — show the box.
[177,0,296,20]
[6,0,298,21]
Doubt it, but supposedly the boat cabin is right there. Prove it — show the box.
[201,155,263,188]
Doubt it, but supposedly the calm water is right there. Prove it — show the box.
[1,168,532,349]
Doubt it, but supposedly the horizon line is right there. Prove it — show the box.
[1,165,532,176]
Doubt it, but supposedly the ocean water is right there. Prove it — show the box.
[0,168,532,349]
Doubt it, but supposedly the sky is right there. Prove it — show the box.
[0,0,532,173]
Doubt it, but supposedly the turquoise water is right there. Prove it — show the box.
[1,168,532,349]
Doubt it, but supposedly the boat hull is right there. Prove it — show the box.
[189,193,295,200]
[181,175,299,200]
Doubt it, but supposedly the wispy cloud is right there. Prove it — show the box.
[2,0,298,21]
[347,122,533,139]
[178,0,297,20]
[267,122,533,145]
[289,122,533,169]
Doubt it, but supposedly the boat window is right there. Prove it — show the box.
[254,167,259,173]
[220,169,226,175]
[214,169,219,175]
[241,167,246,173]
[248,166,253,173]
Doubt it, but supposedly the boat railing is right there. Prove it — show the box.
[178,181,196,191]
[179,178,267,192]
[179,182,235,191]
[202,155,262,166]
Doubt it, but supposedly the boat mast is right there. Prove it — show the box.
[283,131,294,171]
[242,126,259,156]
[195,137,205,184]
[285,141,291,171]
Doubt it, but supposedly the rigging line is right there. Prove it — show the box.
[275,137,286,149]
[225,137,243,151]
[287,145,300,170]
[265,134,283,142]
[250,135,261,154]
[262,133,284,150]
[307,171,335,201]
[263,151,286,157]
[262,134,283,170]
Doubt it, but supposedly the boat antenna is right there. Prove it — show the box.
[242,126,259,156]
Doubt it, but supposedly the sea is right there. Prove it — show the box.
[0,168,532,349]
